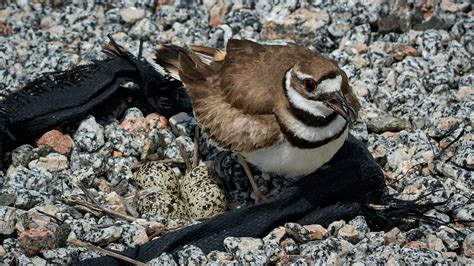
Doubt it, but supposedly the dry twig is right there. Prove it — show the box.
[68,239,146,266]
[192,126,200,168]
[176,141,192,170]
[71,182,137,222]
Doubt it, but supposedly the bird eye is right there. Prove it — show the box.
[303,79,316,92]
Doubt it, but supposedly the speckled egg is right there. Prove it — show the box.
[134,161,179,193]
[180,165,228,219]
[136,189,187,219]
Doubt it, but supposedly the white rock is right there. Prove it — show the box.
[48,25,66,37]
[0,8,11,22]
[440,0,470,12]
[28,153,69,172]
[120,7,145,24]
[87,226,123,245]
[129,18,157,38]
[40,16,56,29]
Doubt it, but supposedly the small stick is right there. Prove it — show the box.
[156,158,186,164]
[36,210,64,224]
[147,227,165,241]
[74,182,137,222]
[130,159,186,171]
[434,126,465,161]
[176,142,192,171]
[192,126,200,169]
[67,199,102,217]
[68,239,147,266]
[122,195,139,218]
[76,181,101,206]
[148,225,180,241]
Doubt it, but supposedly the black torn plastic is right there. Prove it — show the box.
[77,135,444,265]
[0,38,191,169]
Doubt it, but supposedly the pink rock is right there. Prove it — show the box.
[393,44,420,61]
[404,241,428,249]
[36,130,74,155]
[438,117,459,131]
[121,117,147,132]
[146,113,168,129]
[112,151,123,158]
[154,0,174,12]
[304,224,327,241]
[354,43,368,54]
[18,229,56,256]
[0,22,11,36]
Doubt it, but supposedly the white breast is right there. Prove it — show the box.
[240,128,349,177]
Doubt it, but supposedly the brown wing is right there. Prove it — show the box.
[189,79,284,152]
[156,42,284,152]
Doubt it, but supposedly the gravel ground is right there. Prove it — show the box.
[0,0,473,264]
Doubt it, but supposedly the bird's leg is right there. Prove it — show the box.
[235,154,267,203]
[262,172,272,193]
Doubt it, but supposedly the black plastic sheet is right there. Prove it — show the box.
[77,135,385,265]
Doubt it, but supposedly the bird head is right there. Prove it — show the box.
[283,59,357,124]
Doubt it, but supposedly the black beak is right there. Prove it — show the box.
[324,92,356,125]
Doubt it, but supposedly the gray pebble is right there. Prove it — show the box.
[42,247,82,264]
[285,222,310,243]
[464,233,474,258]
[74,116,105,153]
[367,114,411,133]
[177,245,208,265]
[224,237,263,258]
[436,227,461,251]
[148,252,178,266]
[300,237,352,264]
[11,144,34,167]
[0,206,16,235]
[105,123,144,158]
[169,112,197,138]
[401,246,445,264]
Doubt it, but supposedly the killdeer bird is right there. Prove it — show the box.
[155,39,359,201]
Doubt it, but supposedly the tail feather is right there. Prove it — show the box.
[178,52,205,83]
[189,45,226,62]
[155,44,188,80]
[155,44,213,82]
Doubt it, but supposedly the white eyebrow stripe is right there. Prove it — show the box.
[318,75,342,94]
[294,68,313,80]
